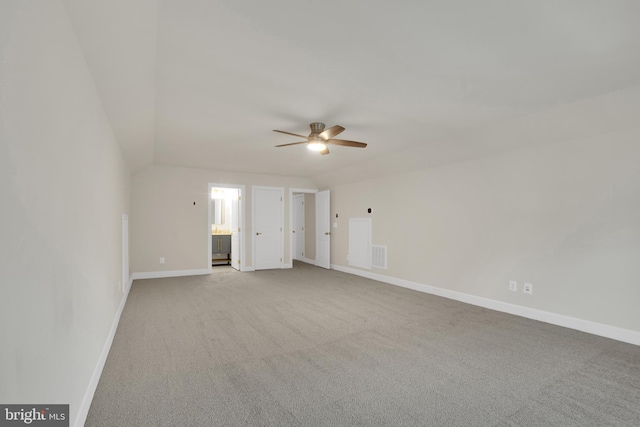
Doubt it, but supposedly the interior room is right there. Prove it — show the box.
[2,1,640,426]
[210,186,238,268]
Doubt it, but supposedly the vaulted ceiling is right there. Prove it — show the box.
[63,0,640,185]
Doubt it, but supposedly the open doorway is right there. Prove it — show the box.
[289,188,318,266]
[208,183,245,272]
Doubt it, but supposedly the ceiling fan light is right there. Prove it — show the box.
[307,142,327,151]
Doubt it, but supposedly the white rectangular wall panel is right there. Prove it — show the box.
[349,218,371,269]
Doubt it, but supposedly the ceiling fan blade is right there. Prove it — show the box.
[318,125,345,140]
[275,141,308,147]
[326,139,367,148]
[273,129,308,139]
[320,146,330,155]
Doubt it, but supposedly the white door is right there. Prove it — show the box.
[253,186,284,270]
[230,189,241,271]
[293,194,305,261]
[315,190,330,269]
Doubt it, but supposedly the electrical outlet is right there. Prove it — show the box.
[160,257,165,264]
[523,282,533,294]
[509,280,517,292]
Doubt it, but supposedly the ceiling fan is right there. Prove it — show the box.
[273,122,367,155]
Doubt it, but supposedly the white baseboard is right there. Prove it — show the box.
[126,275,133,292]
[331,264,640,347]
[131,268,210,280]
[75,274,133,427]
[283,263,293,269]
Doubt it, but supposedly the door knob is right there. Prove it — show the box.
[256,232,262,235]
[292,230,295,233]
[325,232,331,235]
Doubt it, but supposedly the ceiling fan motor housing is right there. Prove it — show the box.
[309,122,325,136]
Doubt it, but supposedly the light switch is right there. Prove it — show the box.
[333,222,338,228]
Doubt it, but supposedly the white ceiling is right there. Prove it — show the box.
[64,0,640,184]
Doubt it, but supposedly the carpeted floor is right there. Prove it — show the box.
[86,261,640,426]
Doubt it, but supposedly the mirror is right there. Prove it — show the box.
[212,198,225,225]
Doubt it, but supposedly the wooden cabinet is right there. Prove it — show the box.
[212,234,231,266]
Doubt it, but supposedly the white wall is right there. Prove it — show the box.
[63,0,158,174]
[131,165,315,273]
[0,2,131,425]
[329,87,640,334]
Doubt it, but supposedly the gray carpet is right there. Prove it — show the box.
[86,261,640,426]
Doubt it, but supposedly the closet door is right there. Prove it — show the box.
[253,186,284,270]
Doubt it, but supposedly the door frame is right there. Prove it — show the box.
[208,183,246,272]
[122,213,129,292]
[292,194,305,261]
[252,186,285,270]
[288,188,317,268]
[315,189,331,269]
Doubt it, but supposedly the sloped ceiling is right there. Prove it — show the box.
[64,0,640,185]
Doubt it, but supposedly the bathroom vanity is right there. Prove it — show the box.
[212,233,231,266]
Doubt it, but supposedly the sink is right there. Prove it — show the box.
[212,230,231,235]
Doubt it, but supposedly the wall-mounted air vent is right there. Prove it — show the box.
[371,245,387,269]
